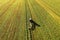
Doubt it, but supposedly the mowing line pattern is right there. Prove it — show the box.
[0,0,60,40]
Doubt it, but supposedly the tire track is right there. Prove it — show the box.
[27,0,45,40]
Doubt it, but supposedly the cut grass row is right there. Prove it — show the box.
[42,0,60,16]
[0,0,60,40]
[0,0,26,40]
[28,0,60,40]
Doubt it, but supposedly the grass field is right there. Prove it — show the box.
[0,0,60,40]
[42,0,60,16]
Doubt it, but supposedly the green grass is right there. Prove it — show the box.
[28,0,60,40]
[42,0,60,16]
[0,0,60,40]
